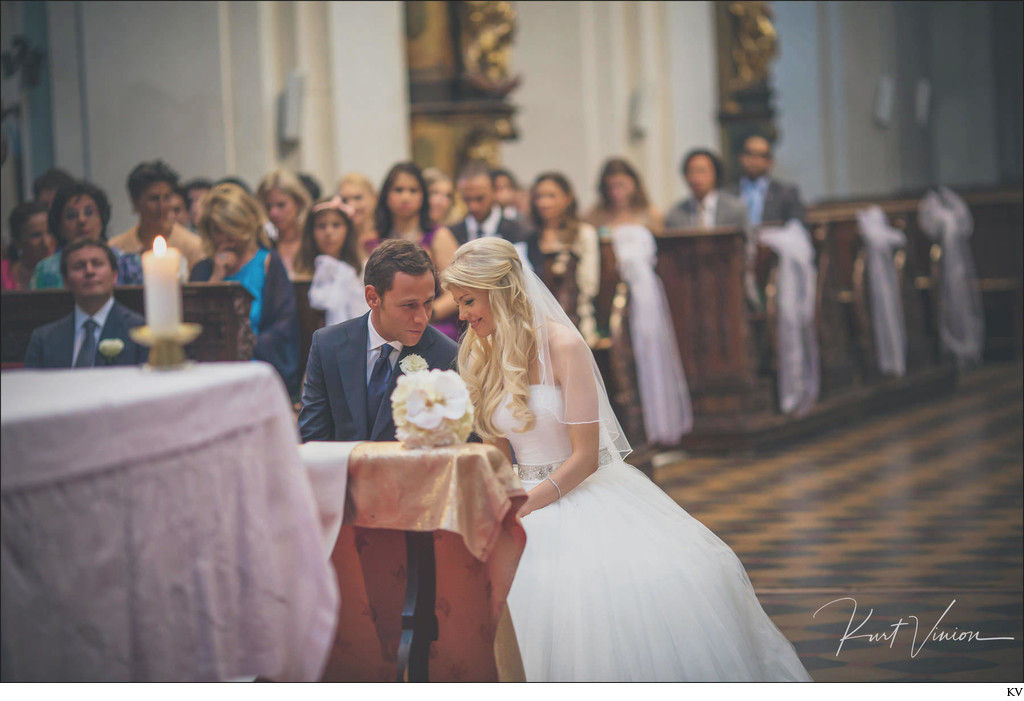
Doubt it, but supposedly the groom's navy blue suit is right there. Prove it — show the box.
[298,312,459,442]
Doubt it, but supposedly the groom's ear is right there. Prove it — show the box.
[365,284,381,310]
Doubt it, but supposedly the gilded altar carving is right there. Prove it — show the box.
[714,1,779,189]
[457,1,520,95]
[405,1,520,175]
[726,1,777,91]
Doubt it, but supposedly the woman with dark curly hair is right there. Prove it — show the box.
[2,201,55,290]
[30,180,145,288]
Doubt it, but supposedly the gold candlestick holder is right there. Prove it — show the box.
[129,323,203,369]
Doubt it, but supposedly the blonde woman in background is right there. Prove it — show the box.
[423,167,457,229]
[190,183,300,399]
[256,169,312,279]
[337,172,380,270]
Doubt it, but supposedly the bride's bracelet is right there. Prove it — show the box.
[545,476,562,500]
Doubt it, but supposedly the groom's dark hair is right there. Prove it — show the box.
[364,238,437,296]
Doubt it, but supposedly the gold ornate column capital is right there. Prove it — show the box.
[406,0,521,176]
[714,1,779,178]
[724,0,777,95]
[457,0,521,96]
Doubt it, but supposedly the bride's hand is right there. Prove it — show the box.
[517,492,540,519]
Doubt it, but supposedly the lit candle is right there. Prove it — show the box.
[142,235,183,334]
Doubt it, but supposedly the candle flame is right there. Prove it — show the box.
[154,236,167,256]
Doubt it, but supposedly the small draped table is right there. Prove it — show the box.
[0,362,338,682]
[302,441,528,682]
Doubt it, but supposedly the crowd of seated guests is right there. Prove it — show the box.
[4,137,808,394]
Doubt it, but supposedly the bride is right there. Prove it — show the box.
[441,238,812,682]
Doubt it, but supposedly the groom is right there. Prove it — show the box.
[298,238,458,442]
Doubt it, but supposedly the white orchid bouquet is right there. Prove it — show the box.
[391,355,474,449]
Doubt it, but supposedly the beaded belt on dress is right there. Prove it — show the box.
[513,448,615,481]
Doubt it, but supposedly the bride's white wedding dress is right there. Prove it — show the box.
[495,385,813,682]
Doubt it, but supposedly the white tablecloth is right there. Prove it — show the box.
[299,441,358,557]
[1,363,339,682]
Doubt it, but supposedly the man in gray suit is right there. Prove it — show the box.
[24,238,148,368]
[724,134,806,226]
[298,239,458,443]
[666,148,761,308]
[665,149,748,231]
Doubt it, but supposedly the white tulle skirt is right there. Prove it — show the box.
[508,461,813,682]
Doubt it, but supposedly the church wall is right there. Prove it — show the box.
[326,0,410,190]
[1,0,25,246]
[769,0,828,202]
[927,1,1000,189]
[832,0,903,197]
[503,0,717,214]
[501,1,593,211]
[664,0,718,208]
[71,1,231,236]
[34,0,412,235]
[773,0,1005,204]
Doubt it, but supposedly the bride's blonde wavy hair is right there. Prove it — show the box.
[441,238,536,442]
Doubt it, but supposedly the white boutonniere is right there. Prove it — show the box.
[399,354,429,374]
[98,338,125,364]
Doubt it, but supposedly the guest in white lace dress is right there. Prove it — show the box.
[298,196,368,328]
[583,158,692,444]
[441,238,812,682]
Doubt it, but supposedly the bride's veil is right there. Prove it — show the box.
[519,262,632,463]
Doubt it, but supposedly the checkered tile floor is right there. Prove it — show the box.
[651,362,1024,682]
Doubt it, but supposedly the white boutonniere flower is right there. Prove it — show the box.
[400,354,429,374]
[98,338,125,361]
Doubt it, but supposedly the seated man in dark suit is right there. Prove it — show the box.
[724,134,806,226]
[449,161,525,246]
[24,238,148,368]
[298,239,459,442]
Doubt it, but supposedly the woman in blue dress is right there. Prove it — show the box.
[189,183,300,400]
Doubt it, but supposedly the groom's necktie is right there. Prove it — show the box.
[366,343,395,434]
[75,318,99,368]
